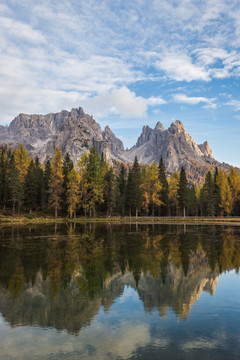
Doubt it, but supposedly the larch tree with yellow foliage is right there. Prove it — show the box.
[216,168,233,216]
[67,168,80,219]
[48,146,64,218]
[141,162,162,216]
[14,144,30,183]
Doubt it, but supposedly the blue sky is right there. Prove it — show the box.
[1,0,240,166]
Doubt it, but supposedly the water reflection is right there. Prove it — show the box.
[0,224,240,334]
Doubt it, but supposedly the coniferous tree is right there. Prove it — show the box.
[126,157,142,217]
[24,160,38,214]
[216,168,233,216]
[177,166,188,217]
[67,168,80,218]
[0,147,10,211]
[104,167,116,217]
[48,146,64,218]
[117,163,127,216]
[62,153,74,212]
[141,162,162,216]
[14,144,30,183]
[169,172,180,216]
[9,156,23,214]
[84,147,105,217]
[42,160,51,208]
[214,168,221,216]
[158,157,169,216]
[187,185,198,216]
[203,170,215,216]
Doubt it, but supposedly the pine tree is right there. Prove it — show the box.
[104,167,116,216]
[214,168,221,216]
[9,156,23,214]
[0,147,10,211]
[203,170,215,216]
[187,185,198,216]
[67,168,80,218]
[48,146,64,218]
[117,163,127,216]
[42,160,51,208]
[126,157,142,217]
[62,153,74,212]
[177,166,188,217]
[24,160,38,214]
[14,144,30,183]
[228,166,240,215]
[158,157,169,216]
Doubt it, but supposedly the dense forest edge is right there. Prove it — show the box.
[0,144,239,223]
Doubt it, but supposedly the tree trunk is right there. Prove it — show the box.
[136,208,138,218]
[152,205,154,217]
[74,210,76,219]
[183,206,185,218]
[55,207,58,219]
[93,206,96,218]
[12,202,15,215]
[29,208,32,215]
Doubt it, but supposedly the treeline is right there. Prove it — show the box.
[0,144,239,218]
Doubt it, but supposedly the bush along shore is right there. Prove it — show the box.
[0,144,240,220]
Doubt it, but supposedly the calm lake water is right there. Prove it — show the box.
[0,223,240,359]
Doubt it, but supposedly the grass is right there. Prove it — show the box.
[1,213,240,225]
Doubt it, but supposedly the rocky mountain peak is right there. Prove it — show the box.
[198,141,213,158]
[169,120,185,133]
[154,121,164,131]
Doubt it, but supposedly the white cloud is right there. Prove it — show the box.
[174,94,216,109]
[226,99,240,111]
[147,96,166,105]
[155,53,210,82]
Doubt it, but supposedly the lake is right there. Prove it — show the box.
[0,223,240,359]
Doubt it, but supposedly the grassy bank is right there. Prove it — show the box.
[1,213,240,225]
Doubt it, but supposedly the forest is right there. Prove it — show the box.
[0,144,239,218]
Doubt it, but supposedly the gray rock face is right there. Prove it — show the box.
[123,120,214,171]
[0,107,121,164]
[0,107,221,173]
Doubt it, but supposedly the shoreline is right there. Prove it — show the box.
[1,214,240,226]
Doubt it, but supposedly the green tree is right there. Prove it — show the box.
[62,153,74,212]
[48,146,64,218]
[177,166,188,217]
[216,168,233,216]
[203,170,215,216]
[42,160,51,208]
[117,163,127,216]
[168,172,180,216]
[158,157,169,216]
[126,157,142,217]
[104,167,116,216]
[9,156,23,214]
[24,160,38,214]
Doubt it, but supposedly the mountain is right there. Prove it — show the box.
[0,107,232,177]
[0,107,123,165]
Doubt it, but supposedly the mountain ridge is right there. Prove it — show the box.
[0,107,233,178]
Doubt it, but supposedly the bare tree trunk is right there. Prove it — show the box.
[136,208,138,218]
[74,210,76,219]
[183,206,185,218]
[152,205,154,217]
[55,207,58,219]
[13,202,15,215]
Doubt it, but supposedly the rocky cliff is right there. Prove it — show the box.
[0,107,231,175]
[123,120,215,172]
[0,107,123,165]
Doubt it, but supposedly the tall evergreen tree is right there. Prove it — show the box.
[203,170,215,216]
[0,147,10,210]
[214,167,221,216]
[42,160,51,208]
[104,167,116,217]
[48,146,64,218]
[126,157,142,217]
[169,172,179,216]
[62,153,74,212]
[187,185,198,216]
[117,163,127,216]
[9,156,23,214]
[177,166,188,217]
[158,157,169,216]
[24,160,38,214]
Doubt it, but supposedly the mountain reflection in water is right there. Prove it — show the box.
[0,224,239,335]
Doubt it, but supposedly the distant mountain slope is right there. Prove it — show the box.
[0,107,233,180]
